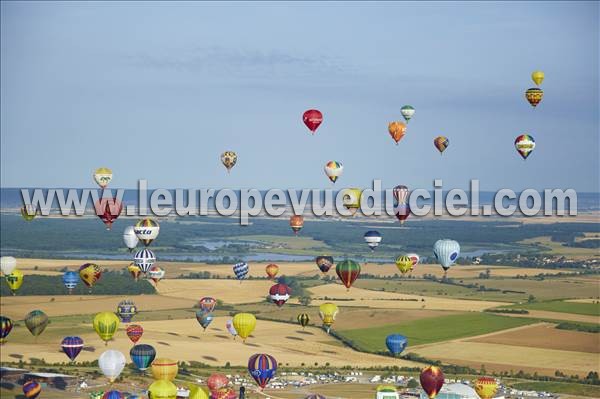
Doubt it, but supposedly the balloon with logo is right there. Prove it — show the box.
[130,344,156,371]
[148,379,177,399]
[433,239,460,271]
[434,136,449,154]
[221,151,237,173]
[303,109,323,134]
[248,353,277,390]
[401,105,415,122]
[364,231,382,251]
[395,255,413,275]
[21,204,37,221]
[232,313,256,342]
[151,358,178,381]
[128,263,142,281]
[336,260,361,290]
[525,87,543,107]
[99,349,126,382]
[134,218,160,246]
[319,303,338,333]
[406,253,420,270]
[386,334,408,356]
[93,312,120,345]
[123,226,139,252]
[265,264,279,279]
[290,215,304,234]
[324,161,343,183]
[94,167,113,189]
[420,366,445,399]
[226,319,237,339]
[341,188,362,216]
[24,310,48,338]
[117,299,137,323]
[61,336,84,362]
[125,324,143,344]
[5,269,23,295]
[199,297,217,313]
[207,374,229,393]
[269,283,291,307]
[148,265,165,284]
[0,256,17,275]
[515,134,535,160]
[0,316,13,344]
[388,121,407,144]
[79,263,102,290]
[315,256,334,273]
[196,311,214,331]
[62,271,79,294]
[134,249,155,273]
[233,262,249,281]
[297,313,309,329]
[531,70,544,86]
[22,380,41,399]
[94,197,122,230]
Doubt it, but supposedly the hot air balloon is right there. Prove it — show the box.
[148,265,165,284]
[61,336,84,362]
[434,136,449,154]
[395,204,411,225]
[515,134,535,160]
[62,271,79,294]
[474,377,498,399]
[265,264,279,279]
[94,167,113,189]
[126,324,143,344]
[93,312,120,345]
[1,256,17,275]
[5,269,23,295]
[433,239,460,272]
[297,313,309,329]
[151,358,179,381]
[269,283,291,307]
[315,256,334,273]
[24,310,48,338]
[210,387,236,399]
[130,343,156,371]
[525,87,543,107]
[134,249,155,273]
[99,349,126,382]
[341,188,362,216]
[248,353,277,390]
[221,151,237,173]
[79,263,102,290]
[393,185,410,205]
[128,263,142,281]
[232,313,256,342]
[324,161,343,183]
[21,204,37,221]
[207,374,229,393]
[196,311,214,331]
[319,303,338,333]
[420,366,445,399]
[401,105,415,122]
[385,334,408,356]
[531,70,544,86]
[189,384,210,399]
[0,316,13,344]
[199,297,217,313]
[22,380,41,399]
[336,260,361,290]
[233,262,249,281]
[303,109,323,134]
[123,226,139,252]
[290,215,304,234]
[94,197,122,230]
[134,218,160,246]
[148,379,177,399]
[364,231,382,251]
[102,391,125,399]
[406,253,420,270]
[117,299,137,323]
[226,319,237,339]
[395,255,413,275]
[388,121,407,145]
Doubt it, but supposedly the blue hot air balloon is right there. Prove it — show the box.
[433,239,460,271]
[102,390,125,399]
[248,353,277,390]
[61,336,84,362]
[233,262,249,281]
[62,271,79,294]
[196,311,214,331]
[385,334,408,356]
[130,344,156,371]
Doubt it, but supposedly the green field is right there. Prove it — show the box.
[509,381,600,398]
[335,313,536,351]
[507,300,600,316]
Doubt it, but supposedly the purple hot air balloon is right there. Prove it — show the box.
[61,336,84,362]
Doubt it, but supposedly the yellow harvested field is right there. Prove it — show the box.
[0,294,194,319]
[0,316,420,369]
[307,284,508,311]
[566,298,600,304]
[504,310,600,324]
[156,279,273,304]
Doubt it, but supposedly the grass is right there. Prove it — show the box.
[507,300,600,316]
[509,381,600,397]
[336,313,537,351]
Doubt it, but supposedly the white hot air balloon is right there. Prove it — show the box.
[0,256,17,276]
[134,249,156,273]
[123,226,139,252]
[405,253,420,271]
[98,349,126,382]
[324,161,343,184]
[433,239,460,271]
[363,231,382,251]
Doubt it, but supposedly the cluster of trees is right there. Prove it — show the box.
[556,322,600,333]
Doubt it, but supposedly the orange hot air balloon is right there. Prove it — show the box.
[265,264,279,279]
[388,121,407,145]
[474,377,498,399]
[434,136,449,154]
[525,88,543,107]
[420,366,444,399]
[290,215,304,235]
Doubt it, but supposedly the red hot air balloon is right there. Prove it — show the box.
[126,324,143,344]
[303,109,323,134]
[420,366,445,399]
[94,197,123,230]
[207,374,229,393]
[269,283,291,307]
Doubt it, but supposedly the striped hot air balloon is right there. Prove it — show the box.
[335,260,361,290]
[401,105,415,122]
[0,316,13,344]
[126,324,144,344]
[130,344,156,371]
[61,336,84,361]
[247,353,277,390]
[22,380,41,399]
[364,231,382,251]
[420,366,445,399]
[269,283,291,307]
[297,313,309,329]
[199,297,217,313]
[24,310,48,338]
[395,255,413,275]
[151,358,179,381]
[233,262,249,281]
[134,249,155,273]
[525,87,543,107]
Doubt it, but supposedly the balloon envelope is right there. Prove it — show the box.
[93,312,120,343]
[24,310,48,337]
[434,136,449,154]
[22,380,41,399]
[303,109,323,133]
[221,151,237,173]
[5,269,24,294]
[433,239,460,271]
[61,336,84,361]
[269,283,291,307]
[134,218,159,246]
[233,262,249,280]
[420,366,445,399]
[148,379,177,399]
[123,226,139,251]
[0,316,13,344]
[0,256,17,275]
[93,167,113,188]
[151,357,179,381]
[232,313,256,341]
[79,263,102,288]
[248,353,277,389]
[130,344,156,371]
[315,256,334,273]
[126,324,144,344]
[297,313,310,328]
[324,161,343,183]
[385,334,408,355]
[515,134,535,160]
[133,249,155,273]
[116,299,137,323]
[474,377,498,399]
[335,260,361,290]
[98,349,126,382]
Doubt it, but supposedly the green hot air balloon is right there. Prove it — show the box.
[335,260,361,291]
[24,310,49,341]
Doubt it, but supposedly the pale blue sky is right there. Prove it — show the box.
[1,1,598,191]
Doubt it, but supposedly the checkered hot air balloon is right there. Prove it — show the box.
[233,262,249,281]
[61,336,84,362]
[248,353,277,390]
[269,283,291,307]
[134,249,155,273]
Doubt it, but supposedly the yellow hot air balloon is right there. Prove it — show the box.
[189,384,209,399]
[93,167,113,189]
[93,312,120,345]
[151,358,178,381]
[531,70,544,86]
[340,188,362,216]
[395,255,413,275]
[232,313,256,342]
[221,151,237,173]
[319,303,339,333]
[148,379,177,399]
[5,269,24,295]
[474,377,498,399]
